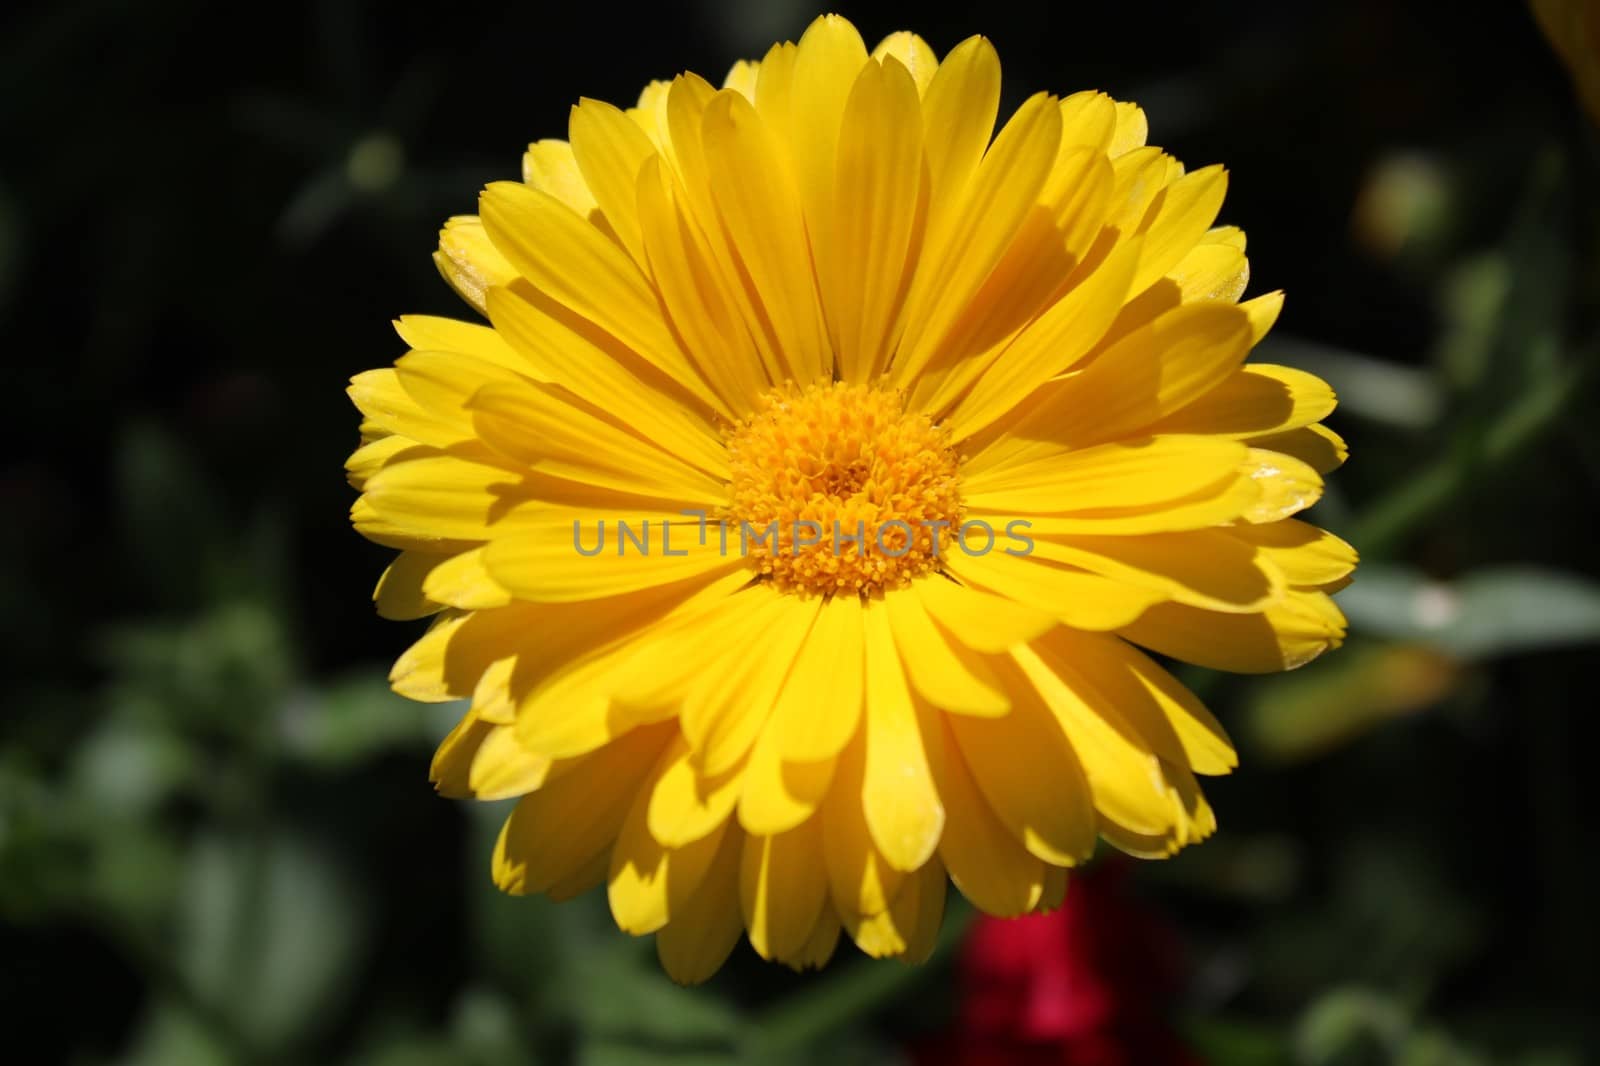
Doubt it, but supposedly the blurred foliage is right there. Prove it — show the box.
[4,0,1600,1064]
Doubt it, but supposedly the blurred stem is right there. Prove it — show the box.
[1349,349,1590,560]
[744,900,972,1058]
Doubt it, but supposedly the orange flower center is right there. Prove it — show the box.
[724,382,964,597]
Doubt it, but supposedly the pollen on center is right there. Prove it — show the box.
[723,381,965,597]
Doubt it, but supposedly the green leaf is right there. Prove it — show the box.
[1296,987,1410,1064]
[283,671,445,768]
[178,830,369,1054]
[567,948,746,1050]
[1337,565,1600,659]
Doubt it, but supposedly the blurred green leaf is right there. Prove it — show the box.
[100,602,296,736]
[1296,987,1409,1064]
[577,1040,739,1066]
[282,671,444,767]
[1337,565,1600,659]
[1397,1028,1491,1066]
[179,830,369,1055]
[1257,336,1444,429]
[567,949,746,1053]
[70,719,194,816]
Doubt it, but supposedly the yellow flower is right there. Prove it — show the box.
[347,15,1353,983]
[1533,0,1600,124]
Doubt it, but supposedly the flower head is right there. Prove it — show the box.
[348,14,1353,983]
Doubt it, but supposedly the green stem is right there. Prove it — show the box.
[744,900,973,1058]
[1350,351,1590,560]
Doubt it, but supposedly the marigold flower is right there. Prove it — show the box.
[347,14,1353,982]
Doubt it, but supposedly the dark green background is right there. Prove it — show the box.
[3,1,1598,1063]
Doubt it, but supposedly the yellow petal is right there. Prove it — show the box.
[633,156,770,414]
[945,240,1139,440]
[1109,100,1148,157]
[493,722,673,896]
[390,605,540,702]
[821,737,906,919]
[655,826,745,984]
[1057,91,1116,152]
[1239,447,1325,523]
[568,97,658,267]
[646,732,746,847]
[484,285,727,477]
[963,435,1247,514]
[825,55,924,383]
[740,819,829,960]
[434,216,517,316]
[768,593,866,763]
[1118,590,1347,673]
[886,591,1010,715]
[467,654,518,724]
[393,314,527,371]
[909,135,1115,407]
[1033,627,1235,775]
[892,91,1062,387]
[467,723,553,801]
[348,368,471,450]
[977,474,1258,536]
[945,659,1096,867]
[478,182,727,417]
[481,510,740,603]
[346,434,424,487]
[521,139,599,217]
[861,605,945,871]
[971,302,1254,464]
[514,571,753,758]
[420,545,512,610]
[1164,240,1249,304]
[1025,529,1280,613]
[681,594,820,775]
[947,551,1165,631]
[723,59,759,99]
[918,36,1001,241]
[1247,423,1348,474]
[466,380,725,504]
[1130,165,1228,293]
[701,90,831,384]
[738,723,836,836]
[914,577,1057,654]
[361,454,530,543]
[933,715,1045,917]
[374,550,445,620]
[783,908,842,971]
[1012,644,1179,838]
[389,348,532,448]
[870,31,938,95]
[1227,519,1358,588]
[1152,364,1336,439]
[608,760,730,934]
[430,712,492,797]
[788,14,869,244]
